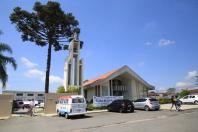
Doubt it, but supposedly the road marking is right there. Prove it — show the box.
[69,110,198,132]
[69,116,167,132]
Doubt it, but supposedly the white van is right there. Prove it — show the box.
[56,95,87,118]
[179,95,198,104]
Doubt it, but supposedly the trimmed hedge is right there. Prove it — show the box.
[159,98,171,104]
[86,103,107,111]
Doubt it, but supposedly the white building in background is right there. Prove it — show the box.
[83,65,154,102]
[63,32,84,95]
[2,90,44,102]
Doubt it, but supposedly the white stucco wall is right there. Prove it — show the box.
[86,88,95,102]
[101,82,109,96]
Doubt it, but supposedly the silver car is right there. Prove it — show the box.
[133,98,160,111]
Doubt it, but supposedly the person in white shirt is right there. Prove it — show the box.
[29,99,35,116]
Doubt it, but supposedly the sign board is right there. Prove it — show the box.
[93,96,123,107]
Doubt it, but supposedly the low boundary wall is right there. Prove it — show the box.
[0,94,14,119]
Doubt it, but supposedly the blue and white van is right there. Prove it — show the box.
[56,95,87,118]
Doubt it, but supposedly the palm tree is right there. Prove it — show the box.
[0,32,17,88]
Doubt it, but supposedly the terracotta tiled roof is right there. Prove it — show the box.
[83,65,154,89]
[190,89,198,94]
[83,69,117,87]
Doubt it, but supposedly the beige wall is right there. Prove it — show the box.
[44,93,77,114]
[0,94,14,119]
[86,88,95,102]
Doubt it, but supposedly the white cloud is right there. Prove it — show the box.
[21,57,38,68]
[22,56,63,85]
[25,68,44,79]
[49,75,63,85]
[25,68,63,85]
[145,42,152,46]
[185,70,198,80]
[175,82,190,88]
[159,39,175,47]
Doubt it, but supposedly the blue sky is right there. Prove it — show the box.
[0,0,198,92]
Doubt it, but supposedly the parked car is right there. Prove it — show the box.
[179,95,198,104]
[56,95,87,119]
[12,100,24,110]
[107,99,134,113]
[37,102,44,108]
[133,98,160,111]
[23,100,39,106]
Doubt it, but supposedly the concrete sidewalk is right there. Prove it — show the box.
[10,104,198,118]
[160,103,198,110]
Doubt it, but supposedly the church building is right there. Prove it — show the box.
[83,65,154,102]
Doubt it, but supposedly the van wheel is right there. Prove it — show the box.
[64,113,69,119]
[107,107,111,112]
[57,110,61,117]
[194,101,198,105]
[144,106,150,111]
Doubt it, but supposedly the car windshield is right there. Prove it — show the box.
[149,98,158,101]
[123,100,132,105]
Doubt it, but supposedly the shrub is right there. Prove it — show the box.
[86,104,95,111]
[159,98,171,104]
[86,103,107,111]
[56,86,65,93]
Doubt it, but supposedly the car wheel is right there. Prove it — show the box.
[156,108,160,111]
[107,107,111,112]
[64,113,69,119]
[144,106,150,111]
[194,101,198,105]
[119,108,123,113]
[130,108,134,113]
[57,110,61,117]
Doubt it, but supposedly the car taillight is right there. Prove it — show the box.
[147,100,151,104]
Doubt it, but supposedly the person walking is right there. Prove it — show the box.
[170,96,176,111]
[29,99,35,116]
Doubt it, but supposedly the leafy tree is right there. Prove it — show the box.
[0,31,17,88]
[66,85,79,93]
[179,89,190,98]
[56,85,65,93]
[10,1,79,93]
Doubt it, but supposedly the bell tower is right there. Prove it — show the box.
[64,31,83,95]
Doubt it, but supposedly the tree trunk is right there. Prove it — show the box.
[45,43,52,93]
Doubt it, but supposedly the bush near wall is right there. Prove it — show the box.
[86,103,107,111]
[158,98,172,104]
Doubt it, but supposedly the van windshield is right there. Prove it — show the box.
[72,98,84,103]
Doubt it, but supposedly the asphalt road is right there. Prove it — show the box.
[0,109,198,132]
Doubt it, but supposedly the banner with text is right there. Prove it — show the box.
[93,96,123,107]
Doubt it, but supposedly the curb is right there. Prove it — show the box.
[87,110,107,114]
[0,116,10,120]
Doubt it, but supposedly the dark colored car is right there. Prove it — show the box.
[12,100,24,111]
[107,99,134,113]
